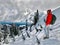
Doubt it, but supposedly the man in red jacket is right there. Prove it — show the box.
[46,9,53,26]
[44,9,53,39]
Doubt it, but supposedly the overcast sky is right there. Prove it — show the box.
[0,0,60,21]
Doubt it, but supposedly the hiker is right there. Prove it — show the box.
[44,9,56,39]
[33,10,39,25]
[26,20,28,31]
[10,24,18,41]
[3,25,9,43]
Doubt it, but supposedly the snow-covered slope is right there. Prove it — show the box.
[1,6,60,45]
[0,0,60,44]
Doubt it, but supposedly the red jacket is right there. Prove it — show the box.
[46,9,53,26]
